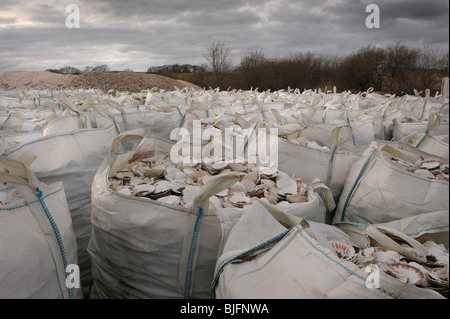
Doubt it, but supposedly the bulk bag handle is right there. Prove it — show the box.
[0,156,74,299]
[0,156,40,190]
[366,225,428,264]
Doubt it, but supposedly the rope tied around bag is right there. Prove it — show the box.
[35,186,74,299]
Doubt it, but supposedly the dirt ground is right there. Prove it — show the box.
[0,71,201,92]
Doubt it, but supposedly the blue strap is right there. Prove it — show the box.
[340,148,377,221]
[346,116,357,145]
[184,206,204,299]
[0,113,12,130]
[415,130,429,148]
[121,111,127,132]
[35,187,74,299]
[326,147,338,187]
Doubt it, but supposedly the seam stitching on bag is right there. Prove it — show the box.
[295,225,399,299]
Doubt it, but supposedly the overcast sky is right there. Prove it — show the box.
[0,0,448,73]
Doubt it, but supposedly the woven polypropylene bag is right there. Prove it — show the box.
[212,201,445,299]
[0,157,82,299]
[333,141,449,224]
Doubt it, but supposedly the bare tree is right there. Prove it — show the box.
[336,45,386,92]
[382,43,420,93]
[203,40,233,89]
[240,49,267,88]
[92,64,111,72]
[58,66,82,74]
[411,46,444,92]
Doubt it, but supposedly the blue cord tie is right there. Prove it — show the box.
[184,206,204,299]
[35,187,74,299]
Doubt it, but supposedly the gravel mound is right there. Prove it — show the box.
[0,71,75,90]
[0,71,201,92]
[68,71,200,92]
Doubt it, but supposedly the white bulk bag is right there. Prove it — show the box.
[388,112,449,142]
[298,122,344,149]
[277,125,364,215]
[100,98,184,139]
[2,121,118,297]
[0,156,82,299]
[43,113,92,136]
[412,134,449,161]
[406,113,449,161]
[212,200,444,299]
[88,131,245,299]
[88,130,329,299]
[333,141,449,224]
[335,210,449,251]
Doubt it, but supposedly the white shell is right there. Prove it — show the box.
[426,268,449,287]
[259,166,278,178]
[330,241,355,260]
[426,250,449,267]
[215,189,229,197]
[154,180,172,194]
[380,262,425,285]
[182,186,200,204]
[129,176,146,186]
[170,181,187,194]
[242,170,260,184]
[247,184,266,197]
[135,166,151,177]
[421,160,442,170]
[133,184,156,193]
[379,262,408,284]
[156,195,180,206]
[144,168,165,178]
[228,182,246,194]
[165,165,188,181]
[351,248,376,267]
[264,189,278,204]
[109,179,122,187]
[117,187,132,196]
[228,192,251,206]
[114,171,134,180]
[276,174,297,190]
[240,179,256,192]
[261,179,276,188]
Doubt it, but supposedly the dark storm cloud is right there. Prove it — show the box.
[0,0,448,73]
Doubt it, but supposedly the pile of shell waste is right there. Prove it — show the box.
[388,156,449,182]
[108,155,309,208]
[329,237,449,297]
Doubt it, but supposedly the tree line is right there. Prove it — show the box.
[194,41,449,95]
[46,41,448,94]
[46,64,113,75]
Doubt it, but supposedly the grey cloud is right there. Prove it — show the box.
[0,0,448,74]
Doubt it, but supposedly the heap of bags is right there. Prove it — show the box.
[1,85,448,299]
